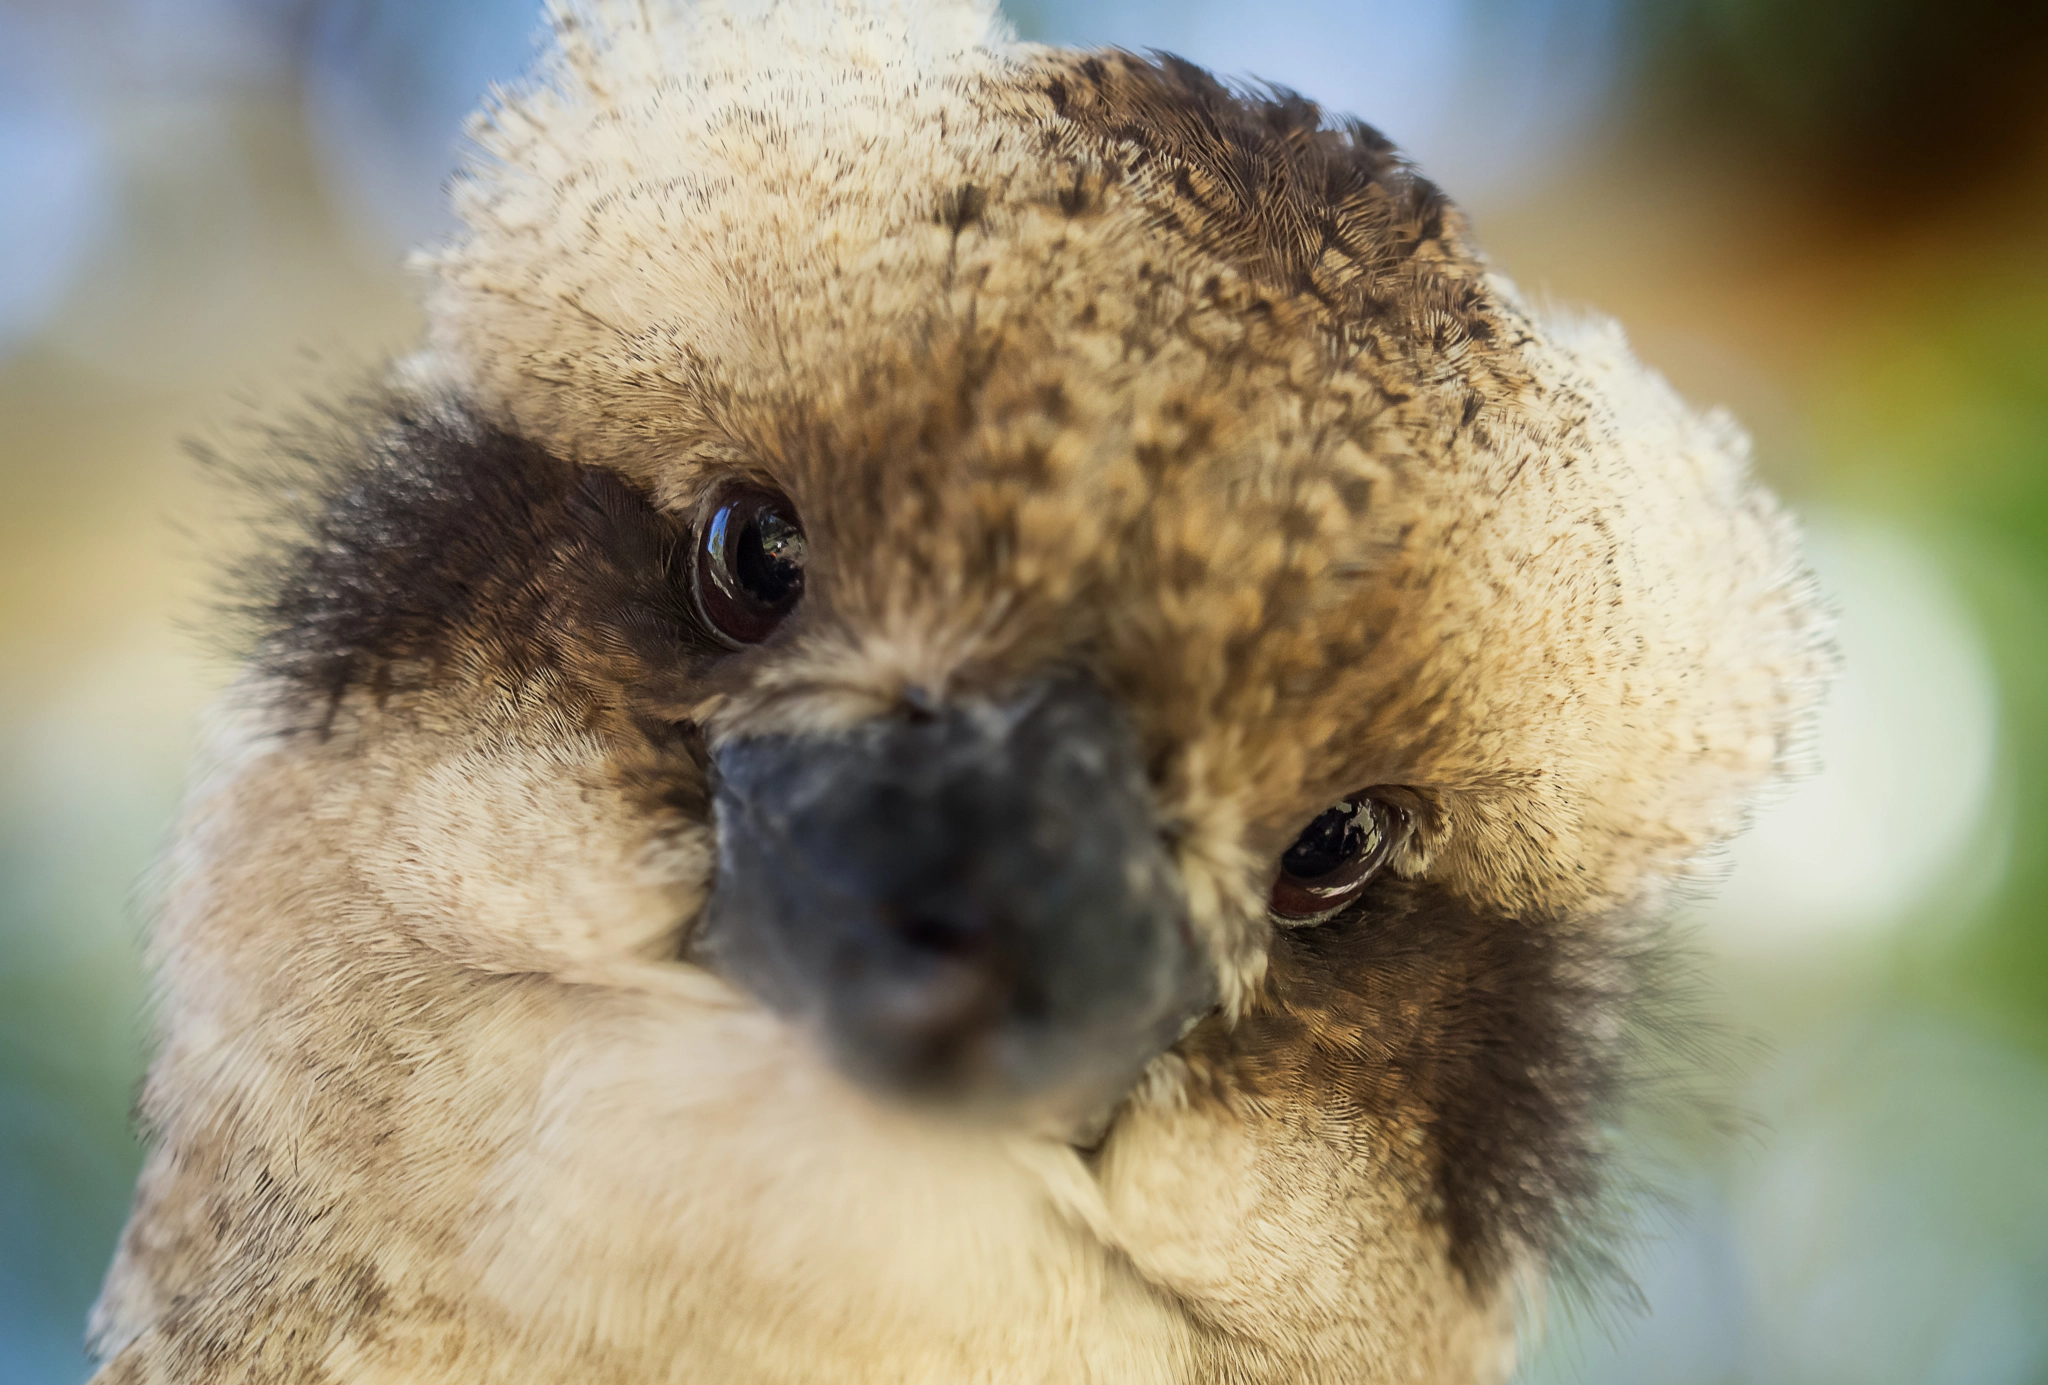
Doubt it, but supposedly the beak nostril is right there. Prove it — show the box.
[900,683,942,722]
[886,906,991,958]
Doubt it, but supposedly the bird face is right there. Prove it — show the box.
[88,4,1831,1384]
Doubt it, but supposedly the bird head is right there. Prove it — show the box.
[91,4,1829,1383]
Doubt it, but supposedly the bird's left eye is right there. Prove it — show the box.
[1269,795,1407,923]
[694,485,807,646]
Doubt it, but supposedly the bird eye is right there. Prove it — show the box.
[694,485,807,646]
[1269,795,1407,923]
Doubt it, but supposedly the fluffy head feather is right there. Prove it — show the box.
[89,2,1828,1383]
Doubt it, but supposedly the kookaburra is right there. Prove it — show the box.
[87,2,1828,1382]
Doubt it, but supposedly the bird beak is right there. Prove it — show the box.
[701,676,1215,1115]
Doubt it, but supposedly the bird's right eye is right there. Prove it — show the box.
[694,484,808,646]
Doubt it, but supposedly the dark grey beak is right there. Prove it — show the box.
[702,677,1214,1108]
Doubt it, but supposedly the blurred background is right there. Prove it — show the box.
[2,0,2045,1380]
